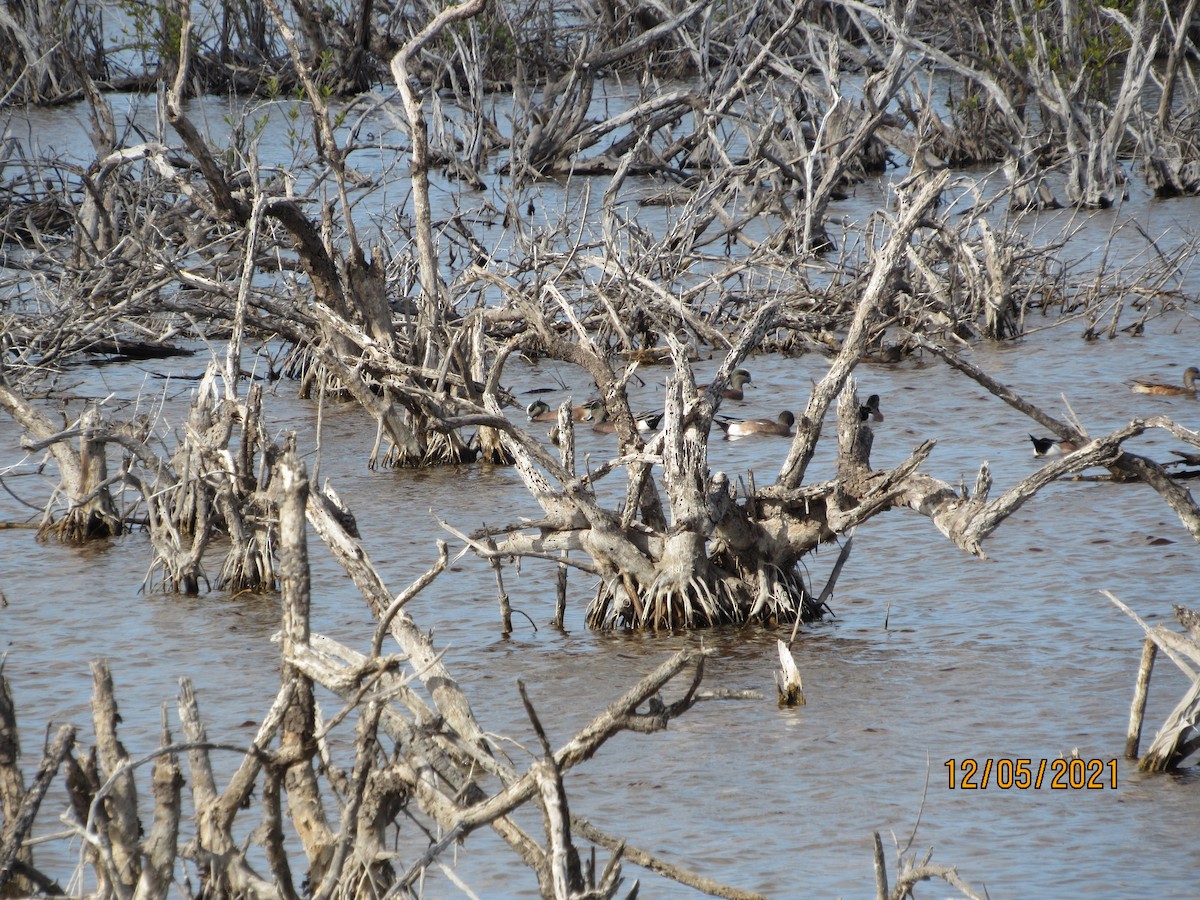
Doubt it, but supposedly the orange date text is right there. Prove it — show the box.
[944,757,1117,790]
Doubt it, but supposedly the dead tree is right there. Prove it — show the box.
[0,354,278,591]
[0,448,764,898]
[873,830,987,900]
[0,380,122,542]
[0,659,74,896]
[0,0,105,104]
[449,177,946,631]
[442,169,1200,632]
[1141,0,1200,197]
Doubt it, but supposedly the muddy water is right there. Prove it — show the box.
[3,95,1200,897]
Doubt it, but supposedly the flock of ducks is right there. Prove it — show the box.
[526,363,1197,459]
[524,369,889,441]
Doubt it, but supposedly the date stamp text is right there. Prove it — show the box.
[945,757,1117,790]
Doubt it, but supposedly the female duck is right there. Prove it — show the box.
[717,411,796,437]
[1129,367,1198,396]
[585,400,663,434]
[527,399,594,423]
[699,368,753,400]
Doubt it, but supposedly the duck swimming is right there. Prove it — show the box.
[699,368,753,400]
[584,400,663,434]
[858,394,884,423]
[1129,367,1198,396]
[1029,434,1080,457]
[527,399,594,423]
[716,411,796,437]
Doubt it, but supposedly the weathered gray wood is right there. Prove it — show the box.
[1106,592,1200,772]
[1139,678,1200,773]
[1125,638,1157,760]
[275,452,334,885]
[0,663,30,892]
[90,660,141,894]
[779,171,949,489]
[309,701,386,900]
[177,679,279,899]
[130,711,181,900]
[212,682,295,831]
[873,832,888,900]
[0,381,120,541]
[0,659,75,895]
[305,484,492,751]
[775,641,805,707]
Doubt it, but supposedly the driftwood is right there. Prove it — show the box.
[775,641,805,707]
[873,830,987,900]
[1107,593,1200,773]
[0,447,766,897]
[0,657,76,896]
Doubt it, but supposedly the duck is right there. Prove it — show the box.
[1029,434,1080,457]
[699,368,753,400]
[1129,366,1198,396]
[858,394,884,423]
[716,411,796,438]
[526,399,594,423]
[860,345,905,364]
[584,400,663,434]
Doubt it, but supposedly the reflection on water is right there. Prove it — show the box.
[2,96,1200,897]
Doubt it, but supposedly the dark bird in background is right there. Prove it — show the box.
[859,394,884,423]
[1168,449,1200,467]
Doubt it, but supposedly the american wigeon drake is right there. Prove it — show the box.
[584,400,663,434]
[716,411,796,437]
[1029,434,1080,457]
[526,399,594,423]
[858,394,884,423]
[1129,366,1198,395]
[699,368,753,400]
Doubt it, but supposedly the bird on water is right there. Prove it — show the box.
[583,400,663,434]
[526,399,594,423]
[1029,434,1080,457]
[859,394,884,423]
[716,411,796,437]
[699,368,754,400]
[1129,366,1198,396]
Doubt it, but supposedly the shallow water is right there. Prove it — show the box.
[3,92,1200,898]
[5,313,1200,897]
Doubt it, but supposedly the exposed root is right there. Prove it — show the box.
[586,558,818,631]
[751,564,824,626]
[37,500,123,544]
[383,427,478,467]
[218,532,277,593]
